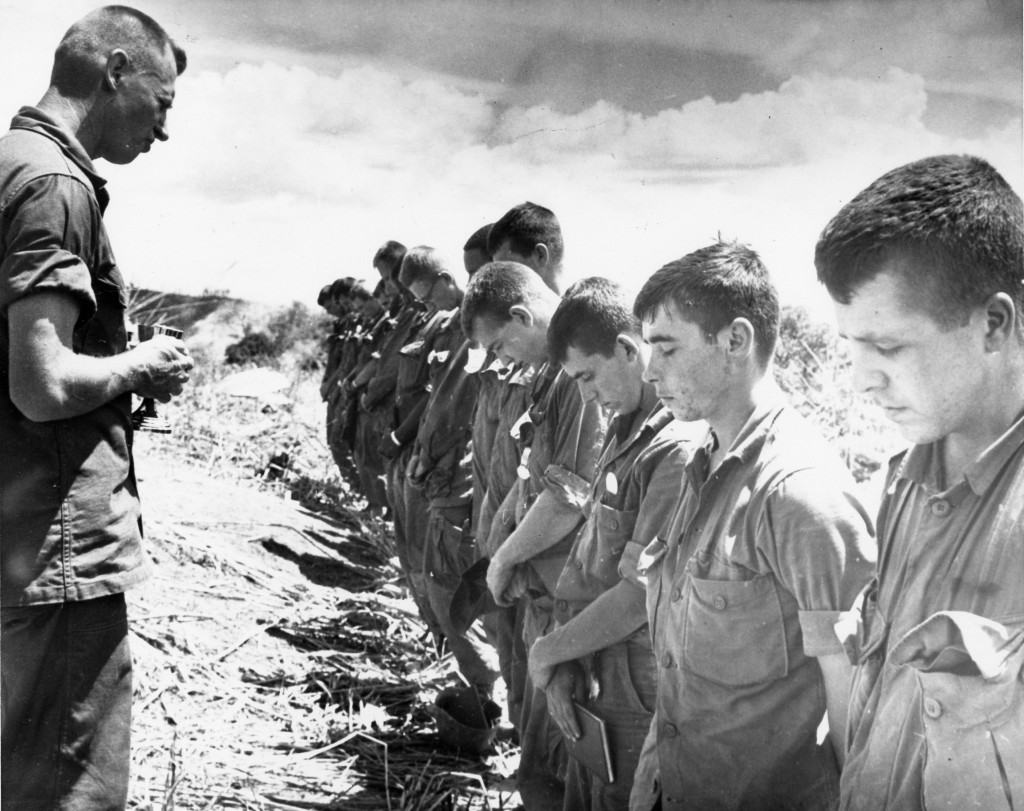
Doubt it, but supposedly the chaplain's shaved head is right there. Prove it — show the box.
[50,5,186,98]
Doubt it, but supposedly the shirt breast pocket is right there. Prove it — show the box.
[82,266,129,357]
[682,573,788,686]
[587,502,638,579]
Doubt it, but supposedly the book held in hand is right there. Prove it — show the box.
[563,702,615,784]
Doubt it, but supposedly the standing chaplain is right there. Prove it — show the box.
[1,7,192,808]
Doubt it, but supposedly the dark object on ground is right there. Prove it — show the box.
[430,685,502,755]
[225,332,275,364]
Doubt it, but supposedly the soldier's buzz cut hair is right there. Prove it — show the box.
[463,224,493,255]
[815,154,1024,329]
[373,240,407,280]
[461,261,556,341]
[634,240,780,368]
[398,246,449,288]
[487,202,564,268]
[547,277,641,365]
[51,6,187,97]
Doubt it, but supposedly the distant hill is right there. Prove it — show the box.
[128,288,243,334]
[128,287,328,366]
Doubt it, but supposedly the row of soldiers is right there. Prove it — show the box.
[318,154,1024,811]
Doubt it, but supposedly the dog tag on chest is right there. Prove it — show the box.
[605,472,619,496]
[517,447,532,480]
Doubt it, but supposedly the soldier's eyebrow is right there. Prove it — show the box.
[645,333,676,345]
[838,329,898,343]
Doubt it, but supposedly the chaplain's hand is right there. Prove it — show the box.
[131,335,193,402]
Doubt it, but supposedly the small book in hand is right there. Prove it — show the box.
[563,702,615,784]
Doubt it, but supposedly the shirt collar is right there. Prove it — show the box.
[607,385,668,454]
[722,385,788,464]
[892,407,1024,498]
[10,106,108,203]
[965,407,1024,495]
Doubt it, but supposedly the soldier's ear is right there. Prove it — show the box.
[616,333,642,362]
[509,304,535,327]
[721,317,756,362]
[983,292,1016,352]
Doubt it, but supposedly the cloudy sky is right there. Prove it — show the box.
[1,0,1021,316]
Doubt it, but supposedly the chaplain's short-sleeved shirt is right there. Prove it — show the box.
[634,397,875,811]
[839,411,1024,811]
[1,106,147,606]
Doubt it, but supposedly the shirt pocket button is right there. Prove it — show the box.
[923,697,942,718]
[713,595,727,610]
[931,500,950,517]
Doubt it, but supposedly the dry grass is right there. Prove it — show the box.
[125,362,519,810]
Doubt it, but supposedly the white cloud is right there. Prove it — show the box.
[96,57,1018,319]
[2,1,1019,321]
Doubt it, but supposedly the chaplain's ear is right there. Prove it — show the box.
[509,303,535,327]
[983,292,1017,351]
[615,333,642,362]
[103,49,131,92]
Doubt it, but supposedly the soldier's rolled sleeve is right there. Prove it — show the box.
[760,469,876,658]
[541,384,605,505]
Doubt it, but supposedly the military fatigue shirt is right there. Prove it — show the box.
[554,391,690,625]
[839,410,1024,811]
[411,311,479,505]
[1,107,147,605]
[633,396,875,811]
[513,364,607,595]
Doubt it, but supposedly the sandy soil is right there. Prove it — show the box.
[125,439,519,810]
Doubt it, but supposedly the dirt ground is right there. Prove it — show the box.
[125,439,520,810]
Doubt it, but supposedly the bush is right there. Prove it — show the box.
[225,331,276,364]
[224,303,333,368]
[773,304,899,482]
